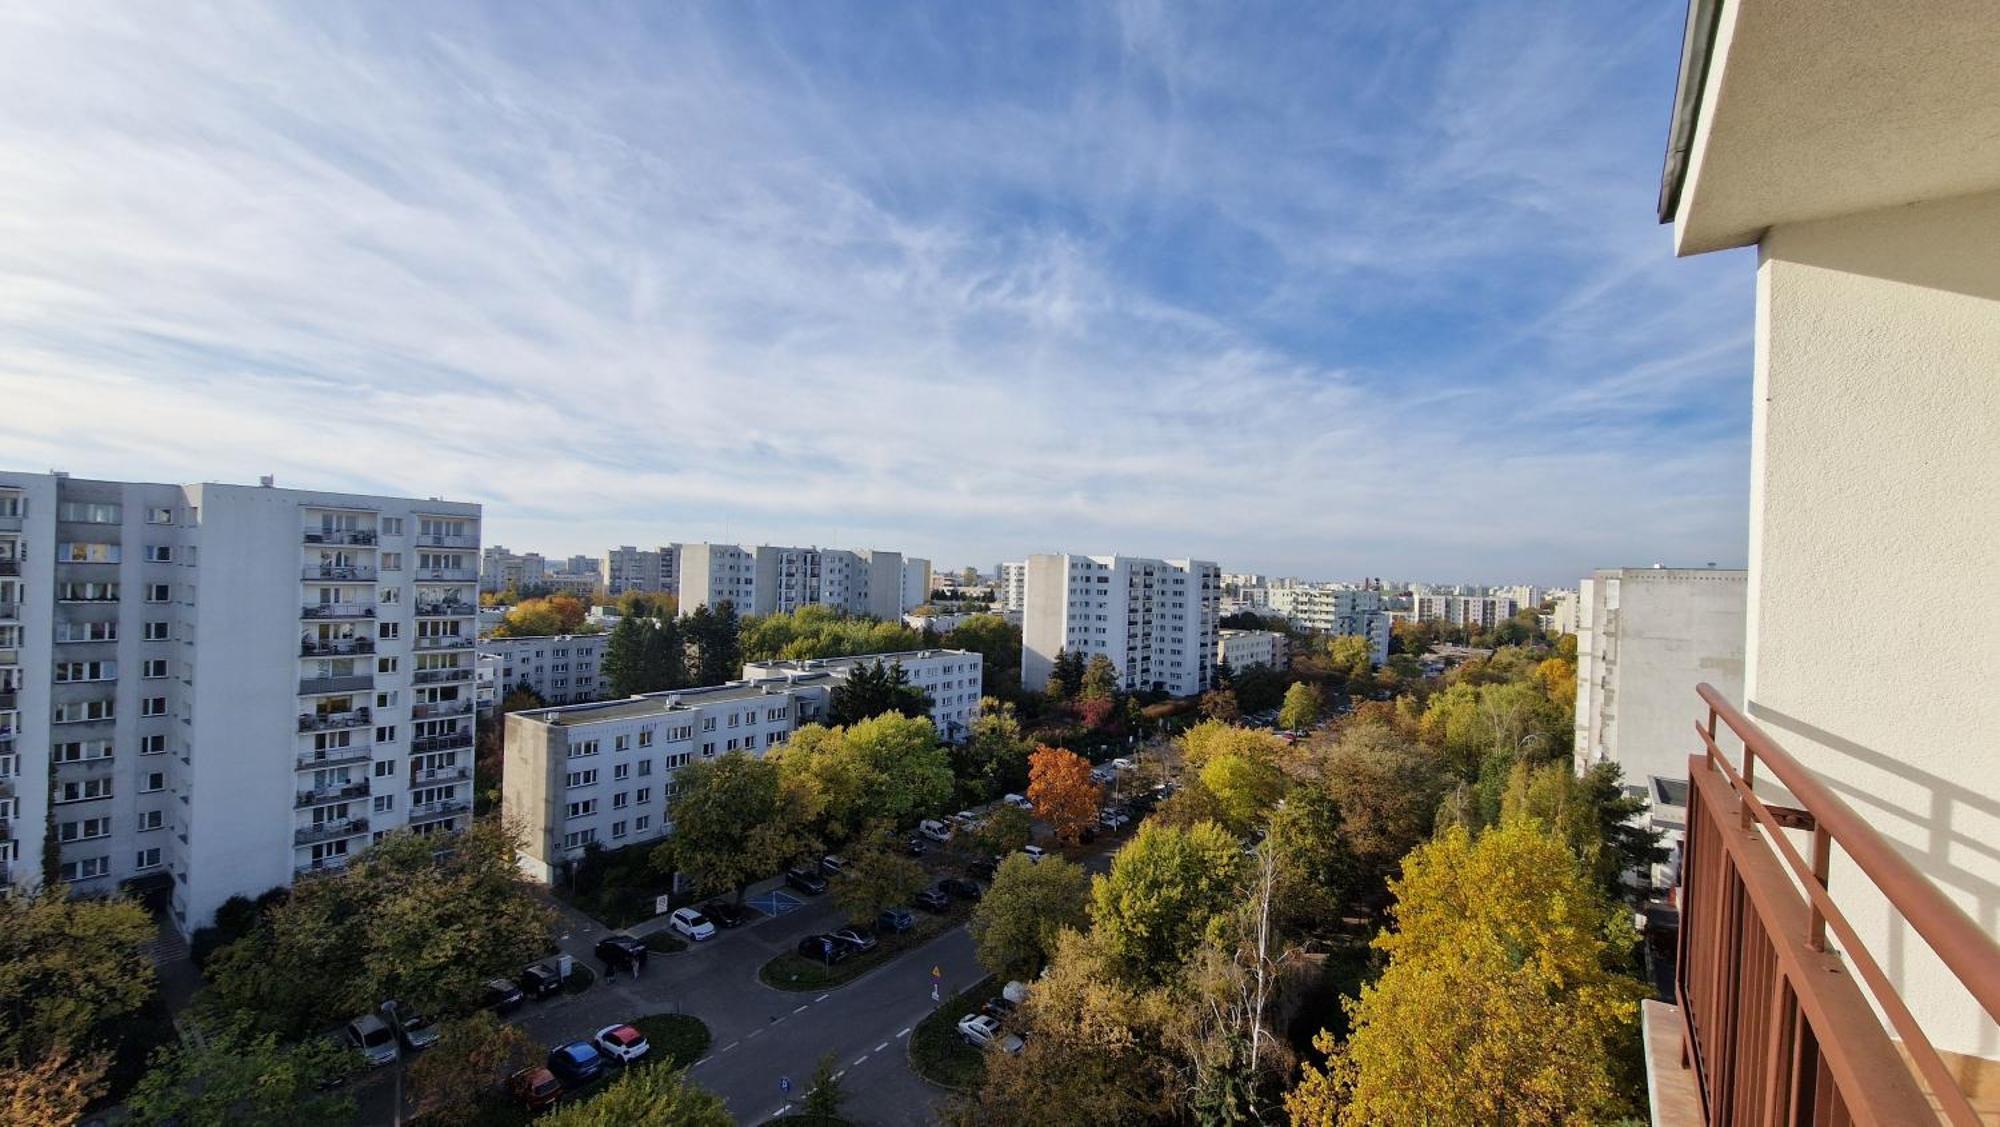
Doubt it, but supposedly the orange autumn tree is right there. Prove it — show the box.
[1027,746,1101,843]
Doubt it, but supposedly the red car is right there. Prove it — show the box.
[508,1066,562,1110]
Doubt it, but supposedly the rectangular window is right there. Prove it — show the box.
[614,734,630,752]
[381,517,403,536]
[612,791,629,810]
[373,760,396,778]
[610,820,627,840]
[665,752,690,769]
[374,725,397,744]
[137,810,165,831]
[135,847,162,870]
[373,794,395,813]
[381,552,402,571]
[565,799,597,820]
[377,657,399,674]
[142,659,169,679]
[53,699,115,724]
[635,787,652,804]
[568,739,599,759]
[59,857,111,881]
[58,580,120,602]
[141,772,165,793]
[564,769,598,789]
[59,817,113,842]
[144,544,172,563]
[54,621,118,643]
[143,620,169,641]
[634,815,652,833]
[54,660,118,683]
[378,621,400,640]
[612,763,630,781]
[56,778,114,803]
[561,829,597,850]
[140,734,167,755]
[53,740,114,763]
[58,501,121,523]
[140,696,167,717]
[145,583,170,603]
[637,759,652,777]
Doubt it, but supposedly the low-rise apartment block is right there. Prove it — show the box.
[741,648,983,741]
[503,678,832,882]
[1217,628,1289,672]
[479,633,611,707]
[1021,554,1219,697]
[1410,592,1521,629]
[0,471,479,933]
[678,543,912,619]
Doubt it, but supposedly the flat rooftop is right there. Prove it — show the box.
[523,676,827,727]
[742,649,977,673]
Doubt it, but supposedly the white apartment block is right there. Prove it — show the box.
[741,648,984,742]
[1020,554,1220,697]
[480,633,611,707]
[479,546,545,594]
[602,545,678,596]
[900,558,933,612]
[1411,592,1521,629]
[678,543,907,620]
[1217,628,1289,672]
[996,561,1027,613]
[1572,567,1746,831]
[1264,584,1390,664]
[537,571,602,599]
[0,472,479,934]
[502,678,832,882]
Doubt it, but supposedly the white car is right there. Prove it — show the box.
[1098,809,1130,829]
[1111,757,1135,771]
[1020,845,1046,863]
[1002,793,1032,810]
[345,1014,398,1067]
[594,1023,650,1063]
[670,907,716,941]
[957,1013,1026,1054]
[919,818,954,842]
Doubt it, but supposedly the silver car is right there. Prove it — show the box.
[345,1014,399,1066]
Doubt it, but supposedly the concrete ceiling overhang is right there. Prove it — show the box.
[1663,0,2000,255]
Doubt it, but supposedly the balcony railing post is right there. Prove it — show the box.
[1808,825,1832,953]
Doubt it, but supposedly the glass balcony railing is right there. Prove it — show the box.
[302,604,375,620]
[294,817,369,846]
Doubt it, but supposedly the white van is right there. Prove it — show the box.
[919,818,953,843]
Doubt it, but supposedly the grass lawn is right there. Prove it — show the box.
[758,903,968,991]
[630,1013,711,1069]
[909,976,1002,1090]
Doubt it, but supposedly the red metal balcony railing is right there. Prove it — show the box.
[1677,683,2000,1125]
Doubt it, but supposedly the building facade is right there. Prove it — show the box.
[1410,592,1521,629]
[678,543,908,620]
[1020,554,1219,697]
[1216,628,1289,672]
[1262,584,1389,663]
[741,648,983,741]
[601,545,678,597]
[503,678,832,882]
[0,472,479,934]
[479,546,545,594]
[996,561,1027,613]
[479,633,611,707]
[1572,567,1746,830]
[900,558,932,613]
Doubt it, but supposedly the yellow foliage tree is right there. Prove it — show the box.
[1295,818,1645,1126]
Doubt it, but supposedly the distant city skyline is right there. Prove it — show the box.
[1,4,1753,585]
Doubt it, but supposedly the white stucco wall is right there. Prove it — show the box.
[1748,188,2000,1060]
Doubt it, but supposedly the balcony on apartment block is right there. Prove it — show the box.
[295,780,370,808]
[1648,684,2000,1126]
[411,699,472,720]
[303,529,376,546]
[0,558,19,577]
[296,744,371,770]
[412,666,471,685]
[293,856,350,879]
[413,599,474,618]
[298,673,374,696]
[302,603,375,621]
[413,567,478,583]
[411,763,471,785]
[414,635,471,651]
[294,817,369,846]
[301,636,374,657]
[406,798,469,824]
[411,731,473,754]
[303,564,376,582]
[298,707,371,733]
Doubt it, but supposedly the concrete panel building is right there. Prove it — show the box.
[1263,584,1389,664]
[480,633,611,707]
[478,546,544,594]
[0,472,478,934]
[996,561,1027,614]
[678,543,907,620]
[741,648,983,742]
[1020,554,1219,697]
[601,545,678,597]
[1217,628,1288,672]
[900,558,932,613]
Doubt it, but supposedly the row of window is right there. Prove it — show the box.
[562,812,658,850]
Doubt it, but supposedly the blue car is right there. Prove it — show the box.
[547,1040,605,1085]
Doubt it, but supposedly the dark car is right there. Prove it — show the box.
[796,934,848,965]
[508,1066,562,1111]
[547,1040,605,1085]
[595,934,648,974]
[914,887,951,912]
[940,877,983,901]
[1078,825,1098,844]
[967,857,999,881]
[702,900,752,928]
[982,995,1019,1022]
[903,835,928,857]
[877,907,916,933]
[483,977,525,1014]
[519,962,562,1000]
[786,867,829,895]
[831,926,877,954]
[819,854,848,877]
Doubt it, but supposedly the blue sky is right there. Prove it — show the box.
[0,2,1753,585]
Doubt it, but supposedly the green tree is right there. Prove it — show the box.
[1306,819,1646,1125]
[1089,820,1247,985]
[951,700,1031,799]
[1200,687,1240,722]
[205,819,554,1035]
[1199,751,1288,835]
[656,752,813,901]
[126,1023,356,1126]
[828,659,932,726]
[970,855,1091,979]
[1079,653,1120,700]
[1045,647,1085,699]
[1324,633,1374,672]
[804,1051,846,1119]
[600,615,649,697]
[1263,784,1359,941]
[1278,680,1326,730]
[1322,719,1446,909]
[408,1012,540,1126]
[971,804,1033,856]
[1229,664,1287,713]
[780,713,955,842]
[639,614,687,691]
[684,601,743,687]
[833,836,929,923]
[0,885,155,1067]
[538,1062,731,1127]
[943,614,1022,696]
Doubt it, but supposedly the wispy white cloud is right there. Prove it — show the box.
[0,2,1753,584]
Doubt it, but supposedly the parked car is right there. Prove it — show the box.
[547,1040,605,1085]
[918,818,953,842]
[877,907,916,933]
[796,934,848,965]
[967,857,999,881]
[914,887,952,912]
[1002,793,1032,809]
[596,934,649,972]
[1003,980,1032,1005]
[903,834,928,856]
[819,854,848,876]
[1020,845,1047,864]
[982,995,1018,1022]
[1089,768,1113,784]
[786,867,829,895]
[669,907,716,941]
[1098,809,1130,830]
[702,900,751,928]
[957,1013,1025,1054]
[519,962,562,1000]
[1111,757,1135,771]
[941,877,983,901]
[345,1014,398,1067]
[831,926,878,954]
[379,1000,439,1052]
[951,810,979,826]
[507,1066,562,1111]
[483,977,525,1015]
[593,1023,650,1064]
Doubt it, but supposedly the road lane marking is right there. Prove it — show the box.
[792,1004,808,1014]
[693,1056,710,1067]
[875,1042,889,1052]
[815,993,830,1002]
[746,1028,762,1039]
[721,1041,739,1053]
[834,1070,847,1080]
[898,1027,912,1037]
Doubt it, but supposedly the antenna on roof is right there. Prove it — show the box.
[259,475,275,488]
